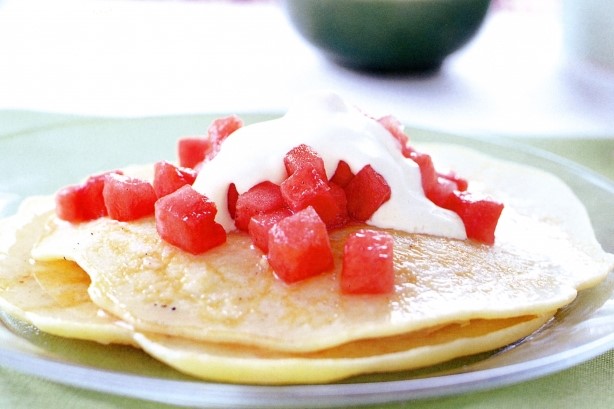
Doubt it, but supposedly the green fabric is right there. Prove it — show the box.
[1,351,612,409]
[515,137,614,182]
[0,111,612,409]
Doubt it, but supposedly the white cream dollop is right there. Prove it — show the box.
[192,92,466,240]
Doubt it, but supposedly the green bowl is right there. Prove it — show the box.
[281,0,491,72]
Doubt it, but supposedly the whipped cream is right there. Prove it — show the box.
[193,92,466,239]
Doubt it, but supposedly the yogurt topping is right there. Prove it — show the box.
[193,92,466,240]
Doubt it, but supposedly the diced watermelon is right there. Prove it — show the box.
[329,160,354,188]
[248,208,293,252]
[206,115,243,159]
[153,161,197,198]
[280,167,339,226]
[227,183,239,220]
[177,137,212,169]
[345,165,391,222]
[55,170,122,223]
[102,174,158,221]
[284,144,327,180]
[234,181,285,231]
[154,185,226,254]
[438,170,468,192]
[377,115,413,158]
[341,229,395,295]
[406,143,502,244]
[177,116,243,169]
[425,176,457,208]
[446,191,504,245]
[409,151,473,209]
[408,151,437,195]
[267,207,334,284]
[55,186,95,223]
[327,182,349,228]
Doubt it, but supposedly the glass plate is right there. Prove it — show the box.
[0,115,613,408]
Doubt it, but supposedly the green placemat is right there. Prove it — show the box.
[0,110,91,136]
[0,111,613,409]
[514,137,614,182]
[1,350,612,409]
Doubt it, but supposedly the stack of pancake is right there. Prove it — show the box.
[1,144,612,384]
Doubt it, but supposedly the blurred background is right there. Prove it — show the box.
[0,0,613,137]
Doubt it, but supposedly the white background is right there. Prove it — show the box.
[1,0,613,137]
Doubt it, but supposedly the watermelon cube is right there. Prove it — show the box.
[227,183,239,220]
[234,181,285,231]
[438,170,468,192]
[425,176,457,208]
[153,161,197,198]
[345,165,391,222]
[267,207,334,284]
[408,151,437,196]
[154,185,226,254]
[284,144,327,180]
[329,160,354,188]
[177,137,212,169]
[248,208,293,252]
[446,191,504,245]
[327,182,349,228]
[280,167,339,226]
[55,171,122,223]
[103,173,157,221]
[341,229,395,295]
[206,115,243,159]
[377,115,413,158]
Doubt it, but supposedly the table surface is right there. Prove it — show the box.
[0,1,613,408]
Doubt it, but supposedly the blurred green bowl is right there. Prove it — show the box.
[281,0,491,72]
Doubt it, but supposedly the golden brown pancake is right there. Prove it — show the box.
[132,313,552,384]
[0,197,133,345]
[30,145,614,353]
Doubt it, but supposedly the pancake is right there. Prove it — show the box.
[2,136,613,384]
[0,197,134,345]
[132,313,552,384]
[0,194,557,385]
[424,143,611,291]
[30,144,614,353]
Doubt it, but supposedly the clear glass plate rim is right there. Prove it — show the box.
[2,327,613,408]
